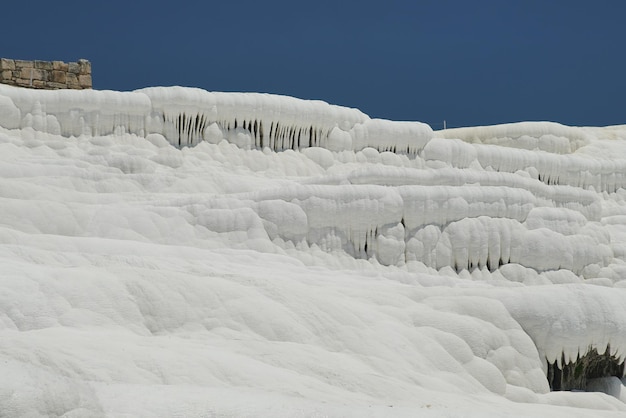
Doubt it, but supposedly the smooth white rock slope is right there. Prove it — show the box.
[1,84,626,417]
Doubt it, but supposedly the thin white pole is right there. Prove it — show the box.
[443,120,447,130]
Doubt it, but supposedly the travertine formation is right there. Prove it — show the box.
[0,58,91,89]
[547,346,625,391]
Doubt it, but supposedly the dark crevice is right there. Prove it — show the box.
[167,113,338,152]
[547,346,625,391]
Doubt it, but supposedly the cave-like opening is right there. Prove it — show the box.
[547,346,624,391]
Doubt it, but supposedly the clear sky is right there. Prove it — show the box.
[2,0,625,128]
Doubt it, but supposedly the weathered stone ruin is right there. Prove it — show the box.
[0,58,92,90]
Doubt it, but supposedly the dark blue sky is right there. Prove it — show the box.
[2,0,625,128]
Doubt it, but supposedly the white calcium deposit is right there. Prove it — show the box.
[1,83,626,417]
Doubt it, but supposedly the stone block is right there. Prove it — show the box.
[1,70,12,80]
[78,74,92,88]
[15,60,33,68]
[50,70,67,83]
[20,67,45,81]
[53,61,69,71]
[0,58,15,70]
[47,82,66,89]
[36,69,47,81]
[19,67,31,79]
[78,59,91,75]
[68,62,80,74]
[66,72,79,87]
[34,60,53,70]
[32,80,46,88]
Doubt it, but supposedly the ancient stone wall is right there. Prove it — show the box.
[0,58,92,89]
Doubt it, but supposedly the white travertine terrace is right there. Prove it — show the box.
[1,83,626,416]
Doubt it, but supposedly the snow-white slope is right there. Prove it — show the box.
[1,84,626,417]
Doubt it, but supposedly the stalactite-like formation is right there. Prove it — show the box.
[165,111,333,152]
[547,346,625,391]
